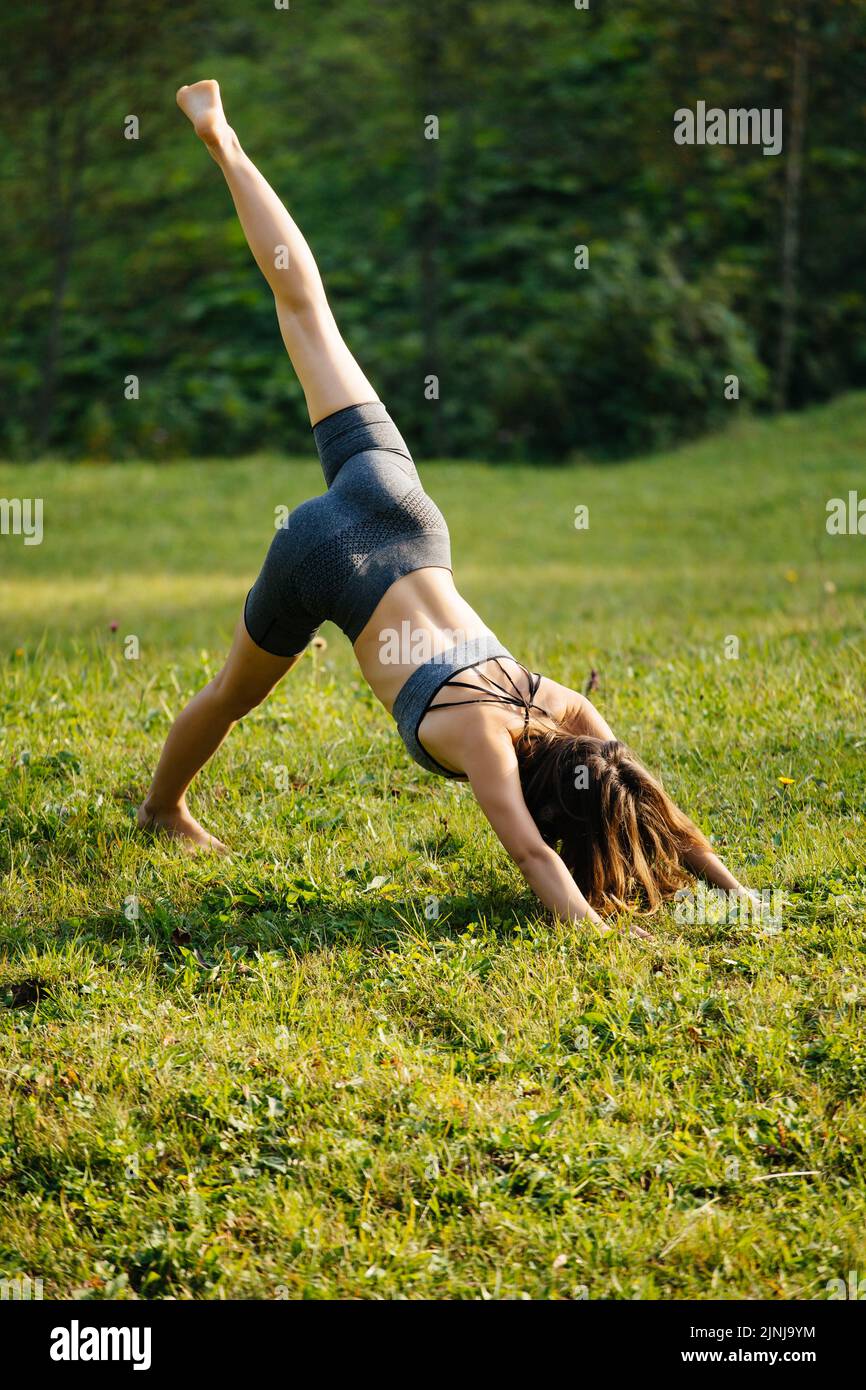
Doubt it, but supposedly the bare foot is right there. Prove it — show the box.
[137,801,229,855]
[176,80,231,152]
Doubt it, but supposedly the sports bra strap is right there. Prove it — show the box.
[425,657,551,728]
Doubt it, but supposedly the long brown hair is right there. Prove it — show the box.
[515,716,710,914]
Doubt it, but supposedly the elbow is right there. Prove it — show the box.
[512,842,553,874]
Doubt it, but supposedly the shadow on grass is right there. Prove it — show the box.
[0,883,538,963]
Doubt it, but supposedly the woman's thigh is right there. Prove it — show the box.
[212,611,303,717]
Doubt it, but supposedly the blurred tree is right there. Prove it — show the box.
[0,0,863,461]
[0,0,203,452]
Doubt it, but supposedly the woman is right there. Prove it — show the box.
[138,80,753,935]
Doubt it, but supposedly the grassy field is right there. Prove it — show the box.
[1,394,865,1300]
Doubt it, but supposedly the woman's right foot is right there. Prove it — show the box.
[176,80,231,151]
[137,800,229,855]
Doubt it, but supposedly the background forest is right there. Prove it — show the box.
[1,0,864,463]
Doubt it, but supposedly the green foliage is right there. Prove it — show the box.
[0,0,864,459]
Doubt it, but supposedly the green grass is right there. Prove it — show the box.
[1,394,865,1300]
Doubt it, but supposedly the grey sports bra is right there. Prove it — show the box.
[391,634,552,779]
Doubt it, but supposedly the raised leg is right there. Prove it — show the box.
[139,79,364,852]
[176,79,377,426]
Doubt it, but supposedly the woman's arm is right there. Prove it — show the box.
[512,842,604,927]
[684,843,754,898]
[462,732,603,926]
[465,736,652,937]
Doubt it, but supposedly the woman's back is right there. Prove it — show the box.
[352,567,494,710]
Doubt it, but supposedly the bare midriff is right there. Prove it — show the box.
[352,567,493,712]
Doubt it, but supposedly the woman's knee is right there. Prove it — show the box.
[210,668,270,721]
[208,612,300,719]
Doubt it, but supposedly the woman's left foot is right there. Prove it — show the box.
[176,79,231,151]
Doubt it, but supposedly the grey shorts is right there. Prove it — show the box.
[244,402,453,656]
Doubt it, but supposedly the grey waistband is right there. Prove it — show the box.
[313,400,413,488]
[392,633,514,779]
